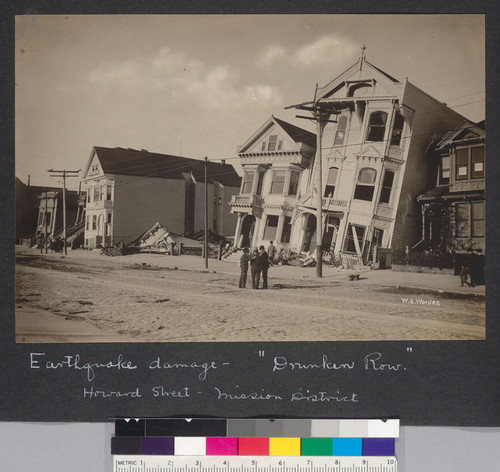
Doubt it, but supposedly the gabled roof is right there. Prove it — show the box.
[436,121,485,150]
[84,147,241,187]
[273,117,316,148]
[315,57,402,102]
[238,116,316,154]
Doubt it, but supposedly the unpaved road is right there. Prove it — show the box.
[15,251,485,342]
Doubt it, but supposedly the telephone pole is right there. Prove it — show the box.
[48,169,80,255]
[204,157,209,270]
[285,94,338,277]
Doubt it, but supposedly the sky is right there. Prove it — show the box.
[15,14,485,189]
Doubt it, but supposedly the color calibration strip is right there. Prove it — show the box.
[112,436,396,456]
[115,418,399,438]
[113,419,398,457]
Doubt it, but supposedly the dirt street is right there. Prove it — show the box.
[15,248,485,342]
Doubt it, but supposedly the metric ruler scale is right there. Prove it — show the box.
[113,456,397,472]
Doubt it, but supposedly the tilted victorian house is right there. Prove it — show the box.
[81,147,241,248]
[283,54,468,263]
[229,116,316,249]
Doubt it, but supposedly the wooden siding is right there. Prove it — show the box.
[391,82,466,251]
[113,174,186,243]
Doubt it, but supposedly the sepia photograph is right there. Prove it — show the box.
[15,14,486,343]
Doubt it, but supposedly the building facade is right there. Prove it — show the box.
[416,121,485,253]
[288,55,468,263]
[81,147,241,248]
[229,116,317,250]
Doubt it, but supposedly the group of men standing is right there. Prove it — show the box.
[239,241,276,289]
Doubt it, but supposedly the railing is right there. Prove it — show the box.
[230,194,264,207]
[322,197,348,209]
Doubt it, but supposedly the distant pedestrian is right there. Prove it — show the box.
[459,265,470,287]
[250,249,260,289]
[238,248,252,288]
[267,241,276,266]
[258,245,270,289]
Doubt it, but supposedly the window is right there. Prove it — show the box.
[267,135,278,151]
[334,116,348,146]
[364,228,384,261]
[456,149,469,180]
[471,201,485,237]
[87,191,91,203]
[106,185,112,201]
[379,170,395,204]
[38,212,44,226]
[366,111,388,142]
[439,156,451,185]
[354,168,377,201]
[270,170,286,194]
[278,140,283,151]
[281,216,292,243]
[263,215,279,240]
[390,110,405,146]
[344,224,366,253]
[86,216,90,231]
[324,167,338,197]
[256,171,265,195]
[261,141,266,151]
[100,186,105,201]
[455,203,469,237]
[288,170,300,196]
[92,215,97,231]
[93,187,100,202]
[471,147,485,179]
[242,171,254,194]
[45,212,52,227]
[456,146,485,181]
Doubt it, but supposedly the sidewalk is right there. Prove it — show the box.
[16,246,485,297]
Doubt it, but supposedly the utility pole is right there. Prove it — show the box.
[314,111,328,278]
[44,192,48,254]
[48,169,80,255]
[204,157,209,270]
[285,97,338,278]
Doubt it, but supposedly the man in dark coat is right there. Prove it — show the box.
[258,245,270,289]
[250,249,260,289]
